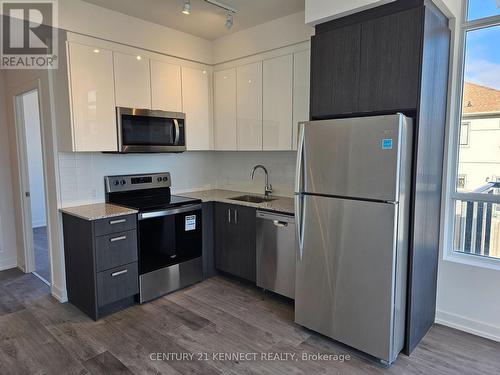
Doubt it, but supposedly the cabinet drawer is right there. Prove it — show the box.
[95,230,138,272]
[97,262,138,307]
[94,214,136,236]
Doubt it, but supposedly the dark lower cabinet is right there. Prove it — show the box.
[62,213,139,320]
[214,203,256,282]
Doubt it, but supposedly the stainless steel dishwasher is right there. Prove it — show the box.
[256,210,297,299]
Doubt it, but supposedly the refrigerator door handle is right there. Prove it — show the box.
[295,123,306,261]
[295,194,305,260]
[295,123,305,193]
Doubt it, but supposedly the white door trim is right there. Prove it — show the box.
[11,79,52,283]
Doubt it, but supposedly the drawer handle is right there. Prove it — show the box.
[111,269,128,277]
[273,220,288,227]
[109,219,126,225]
[110,235,127,242]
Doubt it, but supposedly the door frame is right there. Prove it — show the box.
[11,79,52,282]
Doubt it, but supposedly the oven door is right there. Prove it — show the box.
[137,204,202,275]
[117,107,186,153]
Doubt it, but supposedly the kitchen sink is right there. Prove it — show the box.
[230,195,277,204]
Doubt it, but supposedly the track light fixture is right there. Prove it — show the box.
[182,0,191,15]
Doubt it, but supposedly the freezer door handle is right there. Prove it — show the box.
[295,123,305,193]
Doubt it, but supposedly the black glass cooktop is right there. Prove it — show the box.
[107,187,200,212]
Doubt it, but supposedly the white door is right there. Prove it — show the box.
[214,68,237,150]
[68,43,117,152]
[113,51,151,109]
[150,60,182,112]
[237,62,262,150]
[181,66,212,150]
[263,54,293,150]
[292,50,310,150]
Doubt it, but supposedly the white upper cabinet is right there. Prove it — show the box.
[68,43,117,152]
[181,66,212,150]
[263,55,293,150]
[237,62,263,150]
[214,68,237,150]
[292,50,311,150]
[150,60,183,112]
[113,51,151,109]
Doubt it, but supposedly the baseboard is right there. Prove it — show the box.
[435,310,500,343]
[0,257,17,271]
[51,284,68,303]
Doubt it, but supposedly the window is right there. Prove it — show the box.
[459,122,470,146]
[450,1,500,261]
[458,174,467,189]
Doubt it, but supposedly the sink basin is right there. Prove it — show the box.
[230,195,277,204]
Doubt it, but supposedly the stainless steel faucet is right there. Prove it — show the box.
[251,165,273,197]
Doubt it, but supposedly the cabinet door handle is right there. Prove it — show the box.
[109,218,126,225]
[111,269,128,277]
[234,209,238,224]
[110,235,127,242]
[227,208,231,223]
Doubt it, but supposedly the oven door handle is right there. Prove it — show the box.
[173,119,180,145]
[138,204,202,220]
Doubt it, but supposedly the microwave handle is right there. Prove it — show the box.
[174,119,180,145]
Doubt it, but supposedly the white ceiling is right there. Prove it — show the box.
[81,0,305,40]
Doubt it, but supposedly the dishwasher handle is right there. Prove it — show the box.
[273,220,288,227]
[256,210,295,224]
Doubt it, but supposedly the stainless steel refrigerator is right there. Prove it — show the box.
[294,114,412,365]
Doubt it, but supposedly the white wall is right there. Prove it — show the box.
[213,11,313,64]
[59,0,213,64]
[305,0,395,25]
[0,72,18,271]
[23,91,47,228]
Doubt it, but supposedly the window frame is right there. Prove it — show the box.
[442,0,500,270]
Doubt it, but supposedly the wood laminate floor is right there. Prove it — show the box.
[0,268,499,375]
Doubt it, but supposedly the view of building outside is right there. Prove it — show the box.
[452,2,500,260]
[454,82,500,259]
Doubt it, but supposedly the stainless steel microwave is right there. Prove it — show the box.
[116,107,186,153]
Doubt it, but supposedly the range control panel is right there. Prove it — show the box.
[105,172,171,193]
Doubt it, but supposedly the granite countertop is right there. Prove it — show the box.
[59,203,138,221]
[180,189,295,215]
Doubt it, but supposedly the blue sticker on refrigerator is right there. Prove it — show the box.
[382,138,393,150]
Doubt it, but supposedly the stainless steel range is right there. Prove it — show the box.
[105,172,202,302]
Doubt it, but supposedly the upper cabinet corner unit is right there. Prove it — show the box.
[310,4,424,118]
[213,46,310,151]
[57,35,211,152]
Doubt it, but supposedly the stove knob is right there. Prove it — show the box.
[113,180,120,186]
[163,177,168,182]
[120,179,126,185]
[157,177,162,182]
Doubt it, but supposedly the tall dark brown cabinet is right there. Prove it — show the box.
[309,0,450,354]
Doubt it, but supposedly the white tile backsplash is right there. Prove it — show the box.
[57,150,297,207]
[213,151,297,197]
